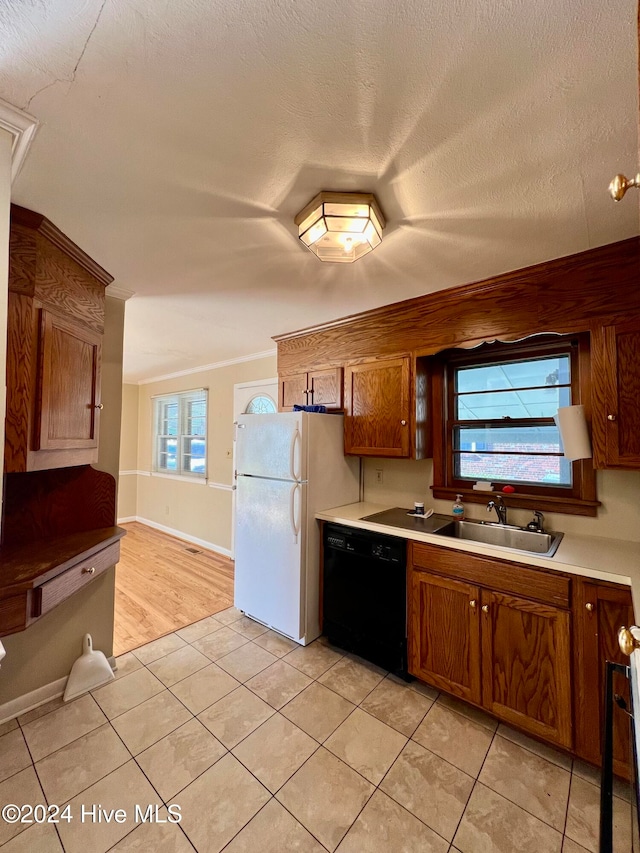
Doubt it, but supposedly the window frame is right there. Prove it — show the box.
[152,388,208,479]
[431,334,599,517]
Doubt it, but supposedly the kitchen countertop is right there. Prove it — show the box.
[316,502,640,616]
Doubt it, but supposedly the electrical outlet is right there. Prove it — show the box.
[375,469,384,484]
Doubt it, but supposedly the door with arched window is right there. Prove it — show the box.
[231,379,278,557]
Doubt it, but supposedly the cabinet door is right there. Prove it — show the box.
[309,368,343,409]
[481,590,572,748]
[408,569,482,704]
[35,310,102,451]
[344,356,411,456]
[574,580,634,779]
[602,320,640,467]
[279,373,308,411]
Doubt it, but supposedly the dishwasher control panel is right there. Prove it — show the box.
[323,524,404,563]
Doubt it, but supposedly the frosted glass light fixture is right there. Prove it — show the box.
[294,191,385,263]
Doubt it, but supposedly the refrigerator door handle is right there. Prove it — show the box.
[290,426,301,482]
[290,482,301,544]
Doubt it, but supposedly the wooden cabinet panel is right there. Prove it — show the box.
[279,368,343,411]
[36,310,102,451]
[279,373,308,410]
[481,590,572,748]
[344,356,411,456]
[309,368,342,408]
[410,541,570,608]
[5,205,110,473]
[601,320,640,467]
[408,569,482,704]
[574,579,634,779]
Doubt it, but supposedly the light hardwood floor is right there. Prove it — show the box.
[113,522,234,656]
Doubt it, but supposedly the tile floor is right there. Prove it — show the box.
[0,607,633,852]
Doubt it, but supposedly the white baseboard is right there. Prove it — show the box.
[0,656,117,725]
[119,516,232,558]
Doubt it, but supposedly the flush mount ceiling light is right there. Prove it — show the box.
[294,191,385,263]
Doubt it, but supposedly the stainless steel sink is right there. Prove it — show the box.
[434,519,563,557]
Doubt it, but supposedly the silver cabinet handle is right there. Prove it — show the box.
[607,414,617,421]
[94,403,104,410]
[82,567,95,575]
[400,419,407,426]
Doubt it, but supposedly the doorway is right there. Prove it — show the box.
[231,378,278,557]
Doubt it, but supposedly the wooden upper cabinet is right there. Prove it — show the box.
[573,579,634,779]
[5,205,112,473]
[344,356,411,456]
[409,568,482,705]
[279,368,343,411]
[481,589,572,748]
[599,319,640,468]
[36,310,102,452]
[279,372,308,411]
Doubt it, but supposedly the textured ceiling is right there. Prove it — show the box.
[1,0,638,381]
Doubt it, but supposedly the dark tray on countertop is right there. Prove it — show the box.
[361,507,452,534]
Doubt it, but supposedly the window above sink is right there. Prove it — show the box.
[430,333,599,517]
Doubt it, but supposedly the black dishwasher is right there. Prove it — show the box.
[323,523,408,677]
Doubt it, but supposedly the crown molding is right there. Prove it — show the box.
[136,349,277,385]
[105,284,135,301]
[0,98,39,183]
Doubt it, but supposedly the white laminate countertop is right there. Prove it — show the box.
[316,502,640,615]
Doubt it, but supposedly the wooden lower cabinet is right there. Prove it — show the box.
[408,559,573,749]
[409,570,481,705]
[481,589,572,748]
[574,579,634,779]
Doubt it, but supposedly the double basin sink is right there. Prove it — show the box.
[361,507,563,557]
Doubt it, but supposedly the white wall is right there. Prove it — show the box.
[363,457,640,541]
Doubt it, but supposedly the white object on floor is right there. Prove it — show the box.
[63,634,114,702]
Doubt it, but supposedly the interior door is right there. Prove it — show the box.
[234,475,305,640]
[231,378,277,558]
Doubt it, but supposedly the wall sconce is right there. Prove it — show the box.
[294,191,385,263]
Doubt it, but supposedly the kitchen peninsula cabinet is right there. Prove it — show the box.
[408,541,572,748]
[574,578,634,779]
[5,204,112,473]
[344,356,411,456]
[279,367,343,411]
[592,318,640,469]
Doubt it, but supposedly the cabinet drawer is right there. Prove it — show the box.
[34,541,120,618]
[410,542,570,608]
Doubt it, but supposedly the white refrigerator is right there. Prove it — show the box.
[234,411,359,645]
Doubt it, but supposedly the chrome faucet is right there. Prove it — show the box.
[527,511,545,533]
[487,497,507,525]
